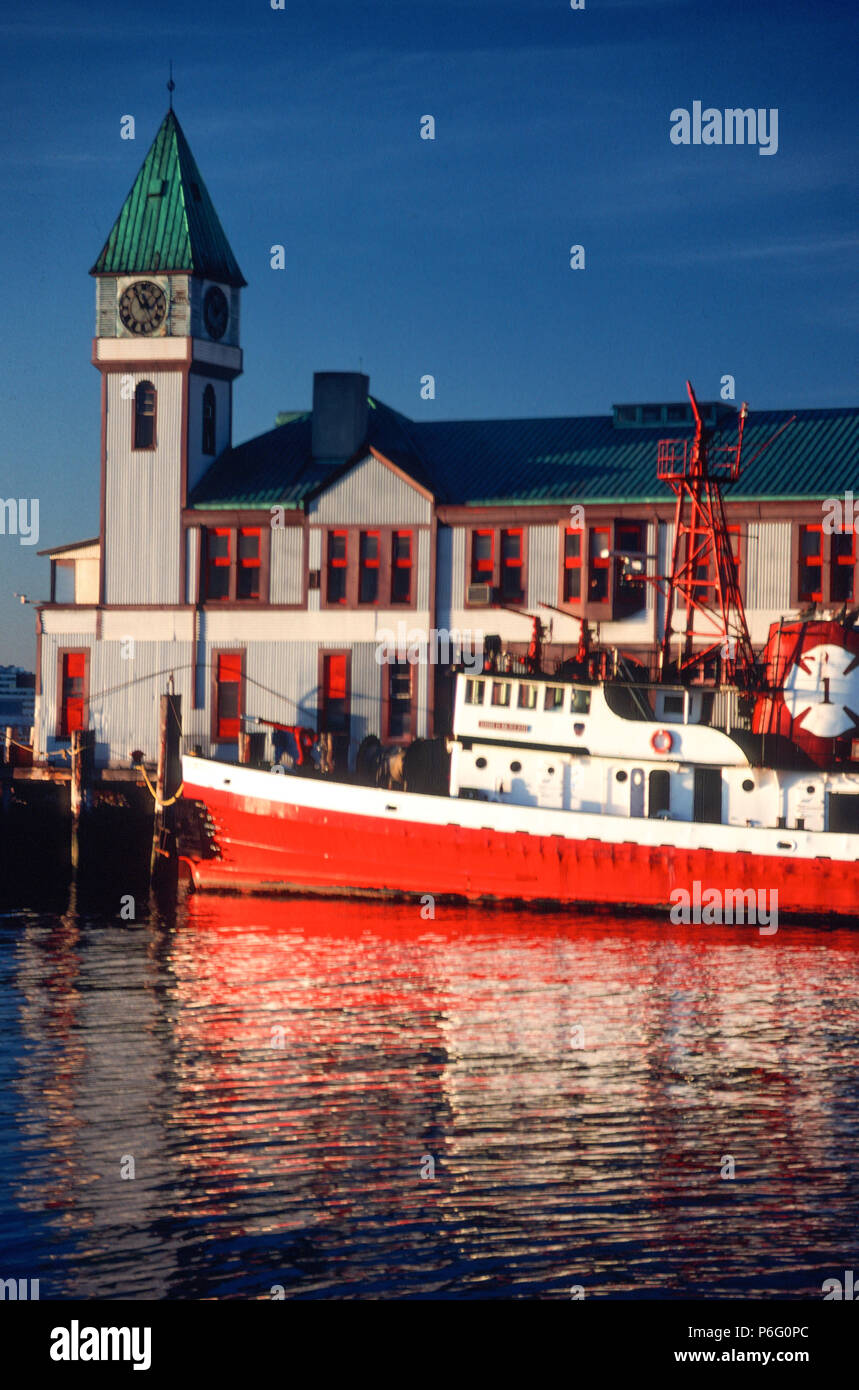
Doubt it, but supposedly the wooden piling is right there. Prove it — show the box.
[69,728,94,868]
[150,694,182,886]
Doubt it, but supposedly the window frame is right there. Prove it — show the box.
[562,526,584,604]
[211,647,244,744]
[383,660,415,741]
[790,519,858,607]
[56,648,89,739]
[464,525,529,608]
[320,526,418,611]
[558,517,651,620]
[201,525,268,604]
[358,529,382,606]
[831,528,856,603]
[318,649,352,739]
[797,522,824,603]
[391,530,413,605]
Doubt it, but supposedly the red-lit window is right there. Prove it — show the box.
[387,662,413,739]
[563,528,583,602]
[471,530,494,584]
[237,528,260,599]
[133,381,156,450]
[588,527,611,604]
[59,652,87,736]
[831,530,855,602]
[391,531,412,604]
[358,531,380,604]
[203,527,264,602]
[215,651,242,741]
[500,528,524,603]
[321,653,350,734]
[327,531,348,604]
[206,528,231,600]
[799,524,823,602]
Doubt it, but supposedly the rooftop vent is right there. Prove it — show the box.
[612,402,736,429]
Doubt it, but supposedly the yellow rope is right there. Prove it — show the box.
[136,763,184,808]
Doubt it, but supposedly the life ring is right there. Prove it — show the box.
[650,728,674,754]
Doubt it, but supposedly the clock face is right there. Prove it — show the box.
[118,280,167,335]
[203,285,229,340]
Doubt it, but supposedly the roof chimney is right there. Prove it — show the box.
[311,372,369,462]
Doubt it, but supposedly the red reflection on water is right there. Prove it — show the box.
[165,894,859,1295]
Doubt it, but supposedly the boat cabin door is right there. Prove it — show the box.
[630,767,645,818]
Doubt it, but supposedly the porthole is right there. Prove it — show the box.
[742,779,755,792]
[615,770,628,783]
[546,766,555,776]
[475,756,487,769]
[806,785,816,795]
[510,760,522,773]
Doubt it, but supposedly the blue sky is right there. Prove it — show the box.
[0,0,856,667]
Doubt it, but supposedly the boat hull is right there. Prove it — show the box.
[180,760,859,920]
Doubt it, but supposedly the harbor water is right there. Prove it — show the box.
[1,886,857,1299]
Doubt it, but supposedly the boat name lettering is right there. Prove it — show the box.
[477,721,531,733]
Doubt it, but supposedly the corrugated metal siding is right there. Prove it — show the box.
[527,524,557,608]
[646,521,657,612]
[417,660,429,740]
[657,521,674,637]
[416,527,431,610]
[348,643,384,747]
[307,528,321,611]
[38,634,396,765]
[187,374,232,493]
[38,633,193,765]
[105,371,182,604]
[310,455,431,526]
[269,527,304,604]
[185,527,199,604]
[451,527,466,613]
[745,521,791,611]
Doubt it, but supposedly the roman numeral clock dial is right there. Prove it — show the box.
[118,280,167,334]
[203,285,229,340]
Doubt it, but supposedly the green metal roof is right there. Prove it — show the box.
[188,400,859,511]
[90,110,246,287]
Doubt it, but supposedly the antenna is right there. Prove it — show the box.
[167,61,175,110]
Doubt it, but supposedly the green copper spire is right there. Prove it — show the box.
[90,109,246,286]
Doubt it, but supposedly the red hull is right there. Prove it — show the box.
[182,780,856,919]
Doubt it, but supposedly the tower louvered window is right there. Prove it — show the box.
[133,381,156,449]
[202,384,216,455]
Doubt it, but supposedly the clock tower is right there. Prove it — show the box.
[90,108,246,605]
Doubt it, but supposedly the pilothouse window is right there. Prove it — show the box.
[465,679,485,705]
[518,684,538,709]
[570,688,591,714]
[491,682,512,707]
[544,686,565,711]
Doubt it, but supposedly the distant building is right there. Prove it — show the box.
[33,109,859,769]
[0,665,35,729]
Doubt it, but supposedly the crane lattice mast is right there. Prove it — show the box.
[658,381,756,689]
